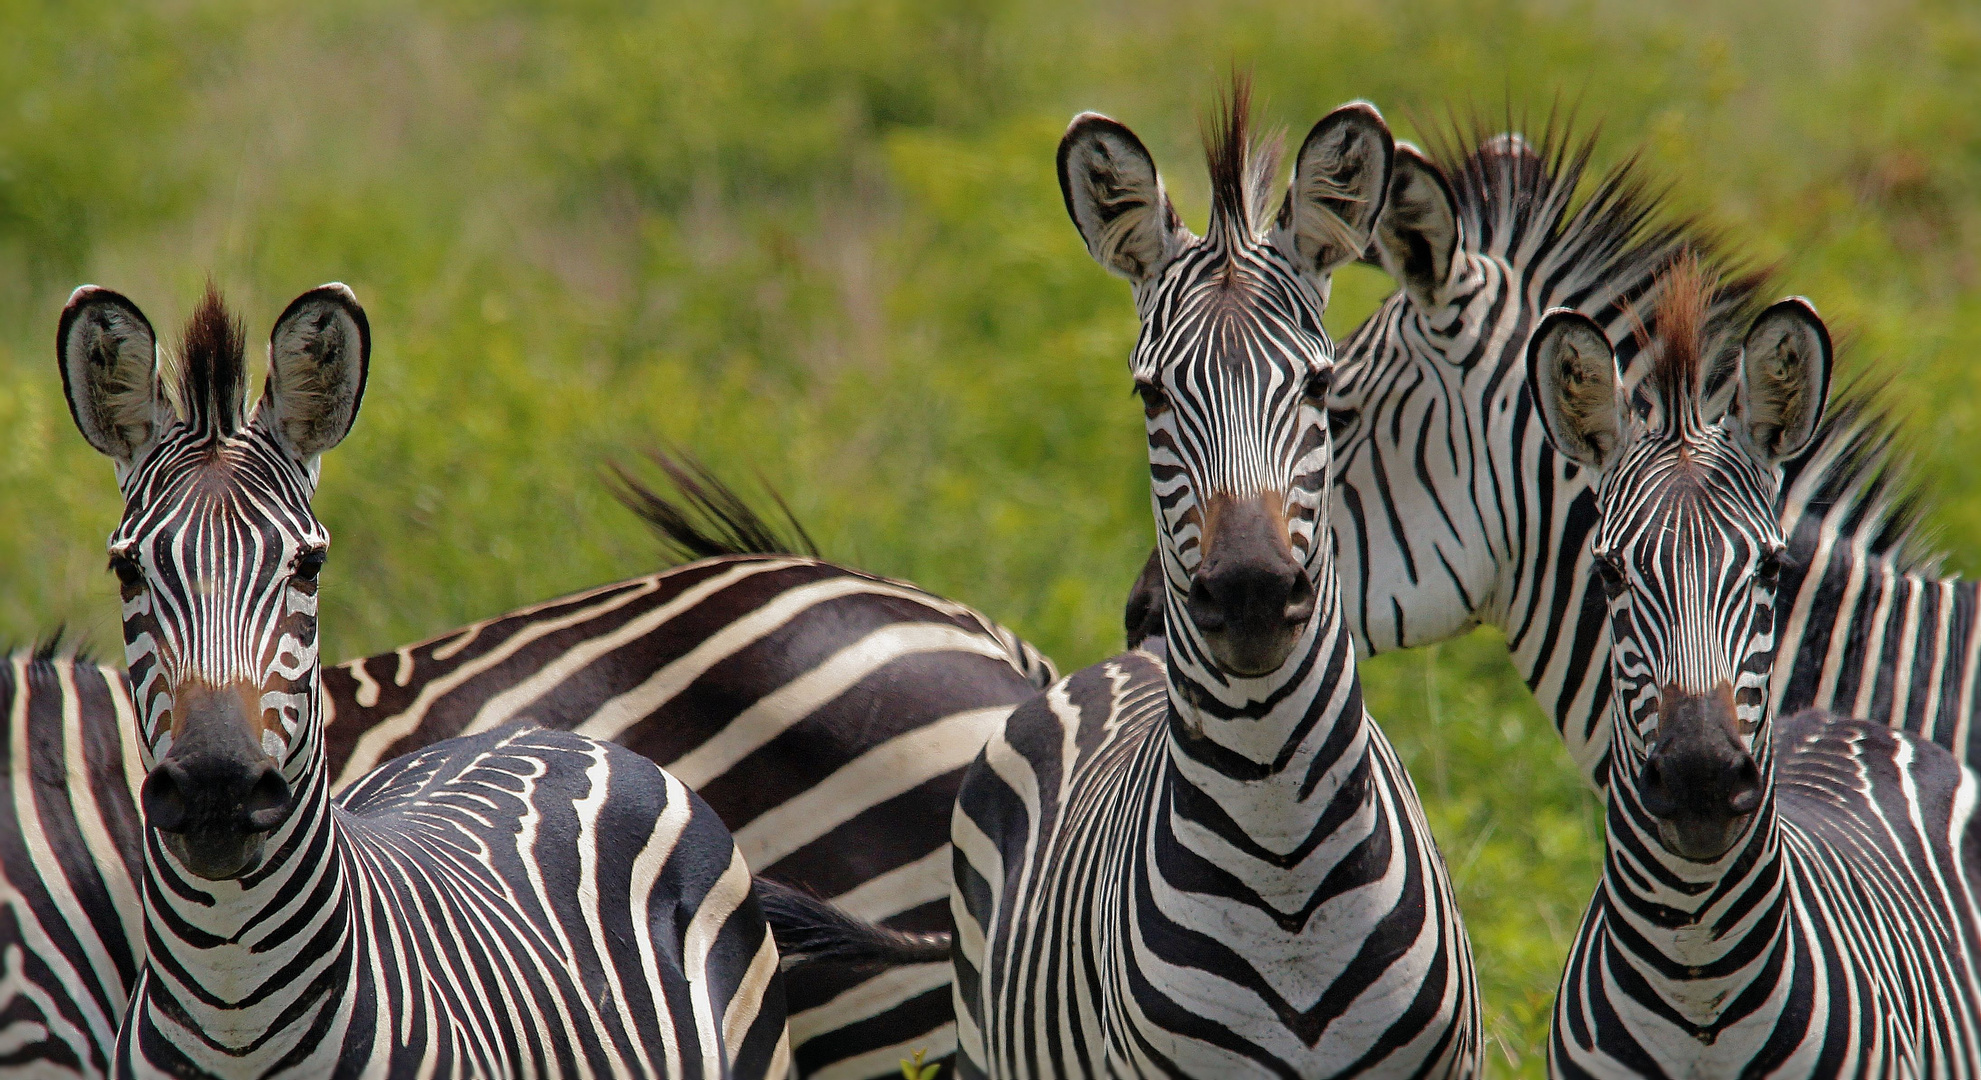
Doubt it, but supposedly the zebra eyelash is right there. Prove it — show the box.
[294,547,327,581]
[107,550,144,590]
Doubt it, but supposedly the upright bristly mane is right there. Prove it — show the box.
[1425,110,1937,572]
[1639,253,1711,430]
[1199,73,1282,254]
[174,283,247,438]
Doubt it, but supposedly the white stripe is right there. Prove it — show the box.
[733,705,1006,871]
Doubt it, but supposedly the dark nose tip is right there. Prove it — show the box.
[1186,545,1311,637]
[1640,738,1761,820]
[142,756,294,836]
[1187,565,1311,636]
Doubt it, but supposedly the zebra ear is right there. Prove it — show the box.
[1058,113,1184,284]
[254,283,370,460]
[1273,101,1395,283]
[1528,308,1626,472]
[58,286,166,467]
[1372,144,1462,310]
[1734,297,1830,466]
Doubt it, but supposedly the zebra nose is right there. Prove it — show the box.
[1187,494,1311,676]
[141,681,297,875]
[142,755,294,836]
[1639,686,1762,859]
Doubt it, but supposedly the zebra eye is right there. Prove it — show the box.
[1755,549,1783,586]
[294,548,327,584]
[1594,552,1628,599]
[1304,367,1334,405]
[108,552,144,591]
[1135,382,1171,418]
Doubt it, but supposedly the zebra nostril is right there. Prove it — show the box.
[244,767,294,832]
[1640,755,1676,817]
[1728,757,1762,814]
[1187,576,1226,633]
[1283,574,1315,624]
[140,762,190,833]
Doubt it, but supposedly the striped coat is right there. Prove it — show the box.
[59,283,790,1078]
[0,546,1050,1077]
[1530,279,1981,1076]
[953,89,1478,1078]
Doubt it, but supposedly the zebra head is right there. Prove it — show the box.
[1529,263,1831,861]
[1324,128,1758,662]
[1059,85,1393,682]
[60,284,369,880]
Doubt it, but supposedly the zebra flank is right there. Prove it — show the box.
[0,649,145,1077]
[953,86,1479,1077]
[59,285,791,1078]
[321,553,1050,1077]
[1533,270,1981,1076]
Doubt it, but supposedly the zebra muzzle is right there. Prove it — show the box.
[142,681,295,880]
[1640,684,1762,861]
[1187,493,1314,677]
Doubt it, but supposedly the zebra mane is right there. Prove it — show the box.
[607,447,821,566]
[2,626,93,664]
[1637,253,1710,431]
[1427,109,1937,574]
[172,283,248,438]
[1780,377,1940,574]
[1199,72,1283,252]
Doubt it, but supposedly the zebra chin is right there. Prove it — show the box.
[156,824,275,881]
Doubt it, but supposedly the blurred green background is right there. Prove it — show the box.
[2,0,1977,1072]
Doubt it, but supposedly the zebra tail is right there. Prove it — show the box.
[607,444,822,564]
[754,877,951,971]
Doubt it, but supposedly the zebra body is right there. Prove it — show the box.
[58,284,789,1077]
[1559,711,1981,1077]
[2,555,1046,1078]
[320,552,1048,1078]
[0,650,143,1078]
[1529,275,1981,1076]
[957,649,1477,1077]
[127,721,781,1078]
[953,91,1477,1077]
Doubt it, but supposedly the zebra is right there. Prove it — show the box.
[1531,261,1981,1076]
[1126,117,1948,797]
[0,644,145,1079]
[950,87,1480,1077]
[2,466,1051,1077]
[58,283,791,1077]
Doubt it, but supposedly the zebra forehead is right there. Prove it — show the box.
[1606,465,1778,555]
[116,442,320,547]
[1143,286,1329,377]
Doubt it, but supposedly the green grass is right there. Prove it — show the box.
[2,1,1977,1072]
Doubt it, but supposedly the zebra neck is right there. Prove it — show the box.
[1602,769,1787,978]
[139,749,355,1062]
[1162,585,1373,871]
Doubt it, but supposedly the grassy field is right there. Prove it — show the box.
[2,0,1977,1072]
